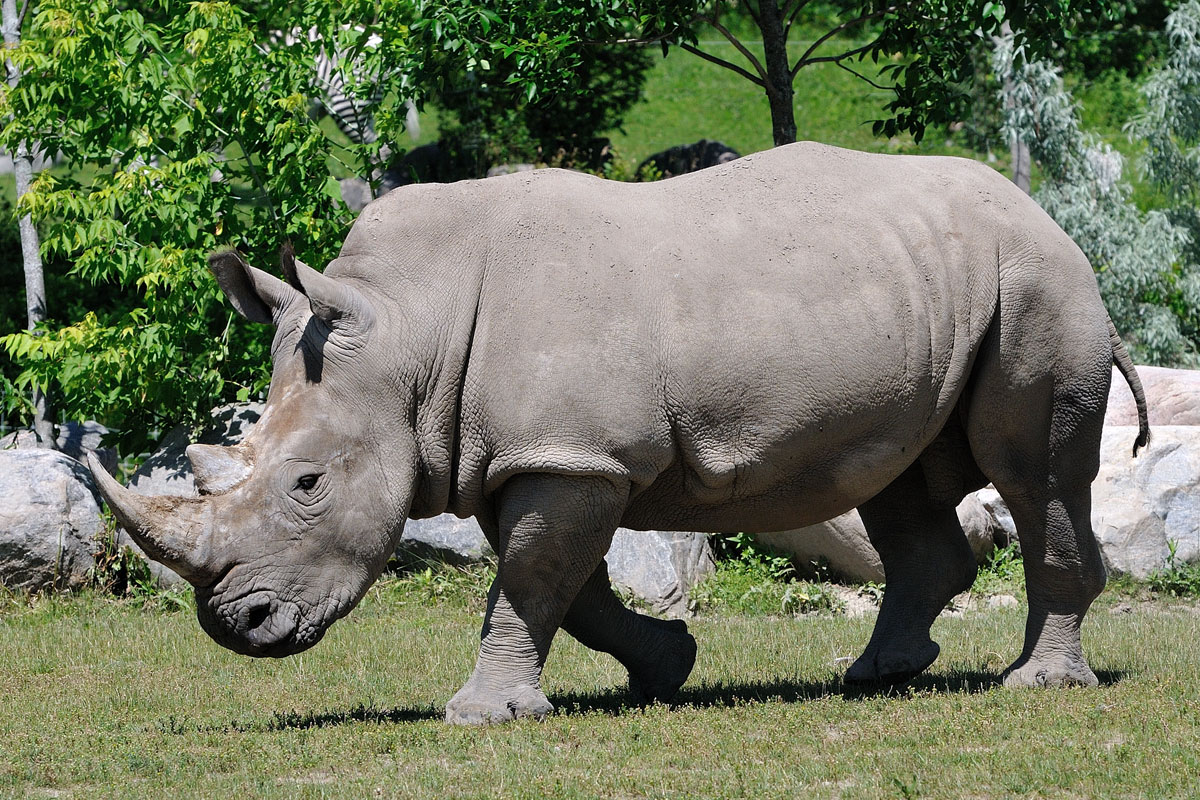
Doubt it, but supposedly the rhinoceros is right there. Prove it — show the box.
[89,142,1149,725]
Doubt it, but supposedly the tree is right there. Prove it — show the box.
[1,0,53,447]
[994,29,1198,367]
[633,0,1121,147]
[0,0,604,453]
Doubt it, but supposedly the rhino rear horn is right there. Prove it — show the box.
[209,249,301,324]
[280,243,375,333]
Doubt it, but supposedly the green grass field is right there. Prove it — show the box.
[3,581,1199,799]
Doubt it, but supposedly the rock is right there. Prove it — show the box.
[975,486,1017,547]
[604,530,715,618]
[987,594,1019,608]
[395,514,715,618]
[1107,365,1200,426]
[1,420,119,475]
[120,403,264,586]
[486,163,535,178]
[397,515,495,565]
[1092,425,1200,579]
[339,177,374,213]
[0,449,102,592]
[754,496,999,584]
[637,139,741,179]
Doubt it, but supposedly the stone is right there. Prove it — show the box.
[1,420,119,475]
[1092,425,1200,579]
[486,164,535,178]
[1106,365,1200,426]
[339,177,374,213]
[0,449,101,592]
[604,530,715,618]
[975,486,1017,546]
[397,515,495,565]
[754,496,999,584]
[637,139,741,179]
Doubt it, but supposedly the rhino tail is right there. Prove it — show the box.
[1109,316,1150,457]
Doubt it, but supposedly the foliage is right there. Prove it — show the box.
[693,532,843,615]
[373,559,495,612]
[435,42,655,176]
[1147,539,1200,597]
[970,542,1025,597]
[0,0,630,453]
[995,31,1199,367]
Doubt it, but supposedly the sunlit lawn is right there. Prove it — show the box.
[2,581,1199,799]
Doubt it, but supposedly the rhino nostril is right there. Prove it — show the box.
[244,600,272,634]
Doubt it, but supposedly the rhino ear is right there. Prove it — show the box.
[208,249,300,324]
[280,243,375,333]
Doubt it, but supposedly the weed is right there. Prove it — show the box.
[1147,540,1200,597]
[971,542,1025,596]
[692,533,843,616]
[368,559,495,612]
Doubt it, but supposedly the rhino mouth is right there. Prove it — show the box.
[197,589,320,658]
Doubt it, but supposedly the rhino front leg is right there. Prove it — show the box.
[561,561,697,704]
[445,472,628,725]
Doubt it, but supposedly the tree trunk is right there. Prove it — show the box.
[758,0,797,146]
[995,22,1032,195]
[2,0,54,448]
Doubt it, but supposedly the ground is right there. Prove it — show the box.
[2,578,1199,799]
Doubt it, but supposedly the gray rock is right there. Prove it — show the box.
[1092,425,1200,579]
[754,496,998,584]
[397,515,495,565]
[1,420,118,475]
[120,403,264,586]
[0,449,101,592]
[1107,365,1200,426]
[395,514,715,618]
[604,530,715,618]
[487,163,535,177]
[637,139,741,179]
[975,486,1017,547]
[340,177,374,213]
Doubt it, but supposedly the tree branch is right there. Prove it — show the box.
[790,4,904,78]
[740,0,763,30]
[783,0,811,29]
[703,15,768,81]
[834,60,894,92]
[679,42,766,87]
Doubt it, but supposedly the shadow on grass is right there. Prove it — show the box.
[178,667,1124,733]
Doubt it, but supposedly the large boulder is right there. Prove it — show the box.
[605,530,715,618]
[0,449,101,592]
[398,515,496,565]
[1,420,118,475]
[1107,365,1200,426]
[1092,425,1200,578]
[754,495,1000,584]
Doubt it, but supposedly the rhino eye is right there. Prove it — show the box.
[294,474,320,492]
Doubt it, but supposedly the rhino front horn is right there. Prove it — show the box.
[86,453,215,585]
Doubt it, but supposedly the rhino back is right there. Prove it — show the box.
[360,144,1053,530]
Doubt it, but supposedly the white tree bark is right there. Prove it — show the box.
[2,0,53,448]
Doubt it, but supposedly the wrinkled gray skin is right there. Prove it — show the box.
[90,142,1151,725]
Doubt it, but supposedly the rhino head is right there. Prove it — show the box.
[89,248,418,657]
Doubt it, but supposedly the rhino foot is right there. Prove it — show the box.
[444,684,554,726]
[627,620,697,704]
[843,639,940,689]
[1001,655,1098,689]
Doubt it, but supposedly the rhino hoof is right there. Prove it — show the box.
[628,626,698,705]
[843,640,940,690]
[444,685,554,725]
[1001,657,1098,689]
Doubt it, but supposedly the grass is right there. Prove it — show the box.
[3,576,1200,799]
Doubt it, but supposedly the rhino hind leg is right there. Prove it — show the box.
[844,463,978,687]
[561,562,697,704]
[444,473,628,725]
[964,276,1111,690]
